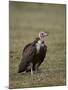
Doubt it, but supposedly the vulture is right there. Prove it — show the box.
[18,32,48,75]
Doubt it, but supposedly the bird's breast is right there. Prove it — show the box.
[36,43,44,54]
[36,43,40,54]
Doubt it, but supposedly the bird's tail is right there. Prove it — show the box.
[18,58,28,73]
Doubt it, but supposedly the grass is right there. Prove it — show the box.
[9,1,66,89]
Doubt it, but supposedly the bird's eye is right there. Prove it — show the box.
[41,33,43,35]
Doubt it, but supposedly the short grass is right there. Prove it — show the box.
[9,1,66,89]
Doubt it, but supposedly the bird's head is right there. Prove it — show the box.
[39,32,48,38]
[33,32,48,45]
[39,32,48,42]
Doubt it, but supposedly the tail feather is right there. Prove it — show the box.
[18,59,28,73]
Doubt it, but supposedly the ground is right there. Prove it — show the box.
[9,1,66,89]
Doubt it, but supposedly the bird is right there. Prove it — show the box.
[18,32,48,75]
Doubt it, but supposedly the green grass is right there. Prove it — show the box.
[9,1,66,89]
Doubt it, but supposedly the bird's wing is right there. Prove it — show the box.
[18,44,36,73]
[23,43,31,54]
[43,44,47,58]
[23,45,36,62]
[41,45,47,60]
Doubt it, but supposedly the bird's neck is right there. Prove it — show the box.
[37,39,45,46]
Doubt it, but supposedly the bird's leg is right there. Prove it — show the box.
[30,63,33,75]
[35,64,39,73]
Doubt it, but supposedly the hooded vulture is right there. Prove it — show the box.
[18,32,48,75]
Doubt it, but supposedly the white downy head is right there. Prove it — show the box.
[39,32,48,42]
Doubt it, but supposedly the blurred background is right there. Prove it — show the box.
[9,1,66,89]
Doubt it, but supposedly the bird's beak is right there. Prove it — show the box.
[44,32,48,36]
